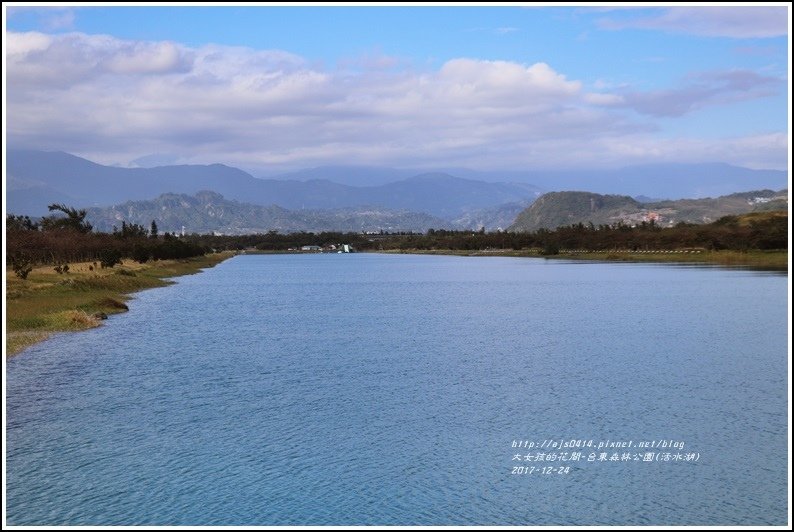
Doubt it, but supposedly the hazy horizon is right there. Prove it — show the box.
[7,146,791,179]
[7,146,789,185]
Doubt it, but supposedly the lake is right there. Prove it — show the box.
[5,253,789,525]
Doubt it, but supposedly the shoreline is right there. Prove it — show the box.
[373,248,789,271]
[6,252,235,357]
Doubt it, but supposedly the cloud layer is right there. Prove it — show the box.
[603,70,782,117]
[598,7,788,38]
[6,31,787,171]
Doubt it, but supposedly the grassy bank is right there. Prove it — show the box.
[6,252,234,356]
[379,248,788,270]
[552,249,788,269]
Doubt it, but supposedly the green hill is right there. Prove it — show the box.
[508,192,642,231]
[509,189,788,231]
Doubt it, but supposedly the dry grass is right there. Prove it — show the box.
[6,252,234,357]
[67,310,102,328]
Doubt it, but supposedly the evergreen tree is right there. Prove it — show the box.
[40,204,92,233]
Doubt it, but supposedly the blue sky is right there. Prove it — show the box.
[5,5,790,172]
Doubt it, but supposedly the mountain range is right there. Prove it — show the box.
[7,150,541,219]
[86,191,453,235]
[267,162,788,198]
[6,149,789,233]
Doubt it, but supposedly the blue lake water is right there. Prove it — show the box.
[5,254,789,525]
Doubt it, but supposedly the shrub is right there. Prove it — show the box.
[68,310,101,328]
[541,242,560,256]
[132,244,151,264]
[11,254,34,279]
[99,248,122,269]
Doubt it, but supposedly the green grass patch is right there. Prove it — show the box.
[7,316,50,329]
[97,297,129,310]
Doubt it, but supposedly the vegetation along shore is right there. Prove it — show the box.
[378,248,788,270]
[185,211,788,270]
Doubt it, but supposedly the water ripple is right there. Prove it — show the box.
[6,254,788,525]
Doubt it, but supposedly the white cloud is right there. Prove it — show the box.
[598,7,788,39]
[584,93,624,105]
[5,31,788,172]
[6,31,195,87]
[104,41,192,75]
[596,69,783,117]
[5,31,52,56]
[596,133,789,170]
[438,59,581,96]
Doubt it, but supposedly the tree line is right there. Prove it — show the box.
[181,214,787,254]
[380,216,787,253]
[7,205,206,277]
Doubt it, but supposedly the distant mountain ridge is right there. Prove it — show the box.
[509,189,789,231]
[8,150,787,230]
[85,191,454,234]
[6,150,542,218]
[267,163,788,198]
[452,163,788,199]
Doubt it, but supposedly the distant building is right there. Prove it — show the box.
[301,245,321,251]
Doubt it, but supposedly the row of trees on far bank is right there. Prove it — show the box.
[182,212,787,254]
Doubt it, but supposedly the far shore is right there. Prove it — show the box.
[373,248,789,271]
[6,252,235,357]
[244,247,788,270]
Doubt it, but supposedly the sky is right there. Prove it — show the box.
[4,4,791,175]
